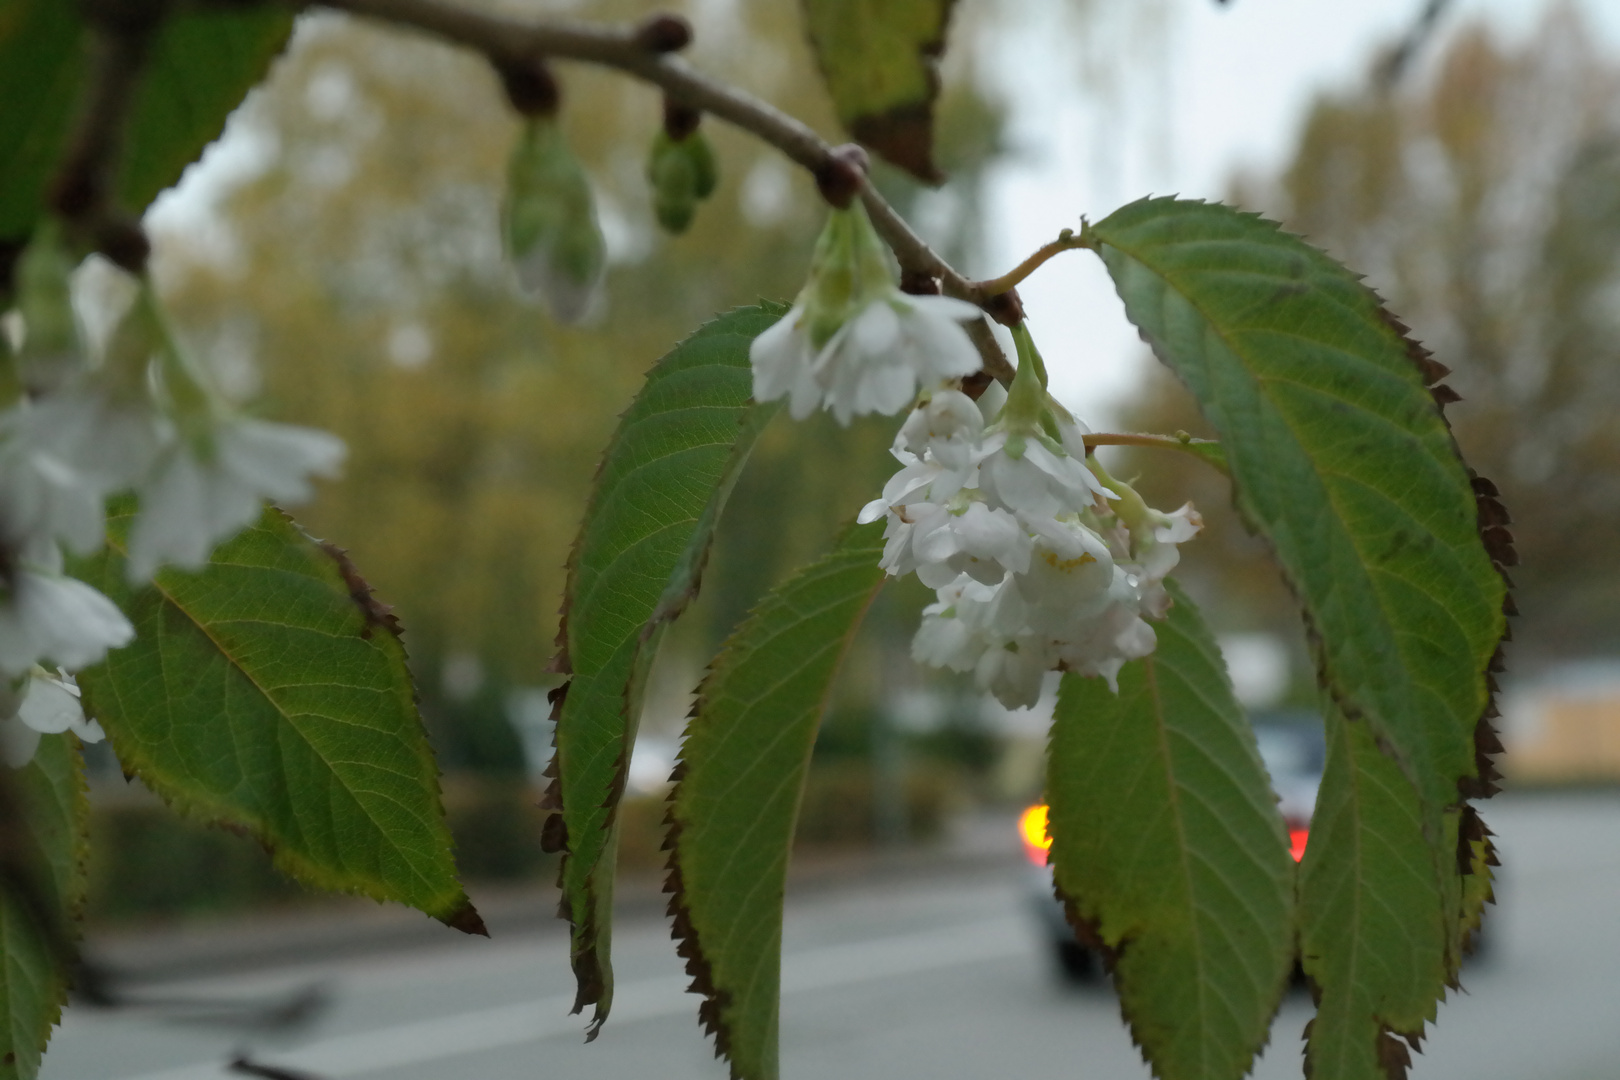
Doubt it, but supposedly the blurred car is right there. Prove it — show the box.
[1021,717,1325,982]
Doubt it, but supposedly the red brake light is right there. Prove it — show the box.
[1289,827,1309,862]
[1019,804,1051,866]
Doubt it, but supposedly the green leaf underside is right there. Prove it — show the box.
[1089,198,1506,1075]
[0,736,89,1080]
[0,3,291,240]
[1049,583,1294,1080]
[72,506,474,927]
[0,2,83,239]
[118,8,295,215]
[667,520,887,1080]
[550,304,786,1032]
[1090,198,1502,817]
[1299,706,1447,1080]
[801,0,955,182]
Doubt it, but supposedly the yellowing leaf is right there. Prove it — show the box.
[801,0,957,182]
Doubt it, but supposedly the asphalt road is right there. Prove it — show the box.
[40,791,1620,1080]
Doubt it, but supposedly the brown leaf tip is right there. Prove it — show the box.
[319,543,403,640]
[443,901,489,937]
[852,105,944,185]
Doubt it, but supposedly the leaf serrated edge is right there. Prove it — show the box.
[1088,201,1514,1077]
[538,303,787,1033]
[662,534,885,1079]
[1047,626,1292,1080]
[81,507,482,934]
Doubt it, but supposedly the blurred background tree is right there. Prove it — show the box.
[147,1,1013,776]
[1115,4,1620,672]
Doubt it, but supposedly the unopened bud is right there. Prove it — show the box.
[14,223,86,394]
[647,128,719,235]
[503,117,606,322]
[815,144,869,208]
[634,13,693,53]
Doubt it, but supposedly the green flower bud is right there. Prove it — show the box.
[646,129,720,234]
[647,130,698,234]
[14,221,84,395]
[503,117,606,323]
[686,130,718,200]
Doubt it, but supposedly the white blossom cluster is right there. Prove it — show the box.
[859,386,1201,710]
[0,233,345,765]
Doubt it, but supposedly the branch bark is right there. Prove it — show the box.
[306,0,1015,381]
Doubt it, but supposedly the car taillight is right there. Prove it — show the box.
[1288,827,1309,862]
[1019,803,1051,866]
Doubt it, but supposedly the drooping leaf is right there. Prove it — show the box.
[1086,198,1507,1018]
[801,0,957,182]
[0,734,89,1080]
[0,2,291,240]
[117,7,295,214]
[1047,582,1294,1080]
[666,520,886,1080]
[71,505,478,931]
[1298,706,1449,1080]
[0,2,83,239]
[546,304,785,1034]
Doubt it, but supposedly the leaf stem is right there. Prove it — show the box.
[976,228,1091,296]
[1081,431,1226,470]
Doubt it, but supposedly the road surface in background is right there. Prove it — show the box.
[41,792,1620,1080]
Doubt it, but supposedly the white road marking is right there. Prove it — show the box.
[114,918,1030,1080]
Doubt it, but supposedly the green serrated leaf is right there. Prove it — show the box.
[1087,197,1505,1010]
[667,520,886,1080]
[0,734,89,1080]
[0,2,83,239]
[0,2,290,241]
[71,505,478,931]
[1298,705,1448,1080]
[1048,582,1294,1080]
[801,0,956,182]
[548,304,786,1034]
[117,7,294,214]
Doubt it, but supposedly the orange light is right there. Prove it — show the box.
[1289,828,1309,862]
[1019,803,1052,866]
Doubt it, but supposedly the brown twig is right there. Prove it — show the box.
[305,0,1015,381]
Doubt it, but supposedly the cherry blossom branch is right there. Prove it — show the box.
[303,0,1017,381]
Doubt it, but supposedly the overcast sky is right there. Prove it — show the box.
[988,0,1620,423]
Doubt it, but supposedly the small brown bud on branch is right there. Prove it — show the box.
[815,144,869,209]
[634,13,692,54]
[495,57,560,116]
[663,97,701,141]
[984,288,1025,327]
[899,270,941,295]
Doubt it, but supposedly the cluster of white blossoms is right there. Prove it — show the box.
[749,201,982,425]
[0,227,345,765]
[857,326,1201,709]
